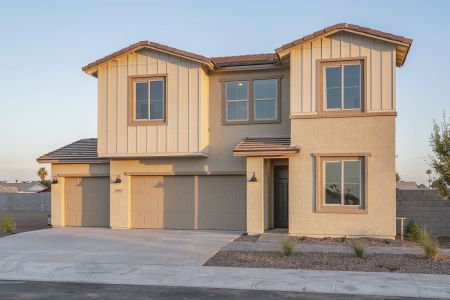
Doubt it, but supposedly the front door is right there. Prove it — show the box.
[274,166,289,228]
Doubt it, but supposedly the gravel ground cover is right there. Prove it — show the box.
[437,237,450,249]
[233,234,261,243]
[295,237,420,247]
[205,251,450,274]
[0,212,50,238]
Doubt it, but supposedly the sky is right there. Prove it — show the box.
[0,0,448,184]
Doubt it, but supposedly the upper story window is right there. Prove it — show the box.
[320,59,365,113]
[224,77,280,124]
[129,76,166,125]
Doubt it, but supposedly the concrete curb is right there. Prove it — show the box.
[0,260,449,298]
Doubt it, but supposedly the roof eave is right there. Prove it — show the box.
[82,42,215,77]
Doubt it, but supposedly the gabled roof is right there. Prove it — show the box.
[82,23,412,76]
[37,138,109,164]
[82,41,215,75]
[233,137,300,157]
[275,23,413,67]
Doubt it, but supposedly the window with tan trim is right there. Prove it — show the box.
[223,77,281,125]
[318,58,366,114]
[128,75,166,125]
[315,154,368,213]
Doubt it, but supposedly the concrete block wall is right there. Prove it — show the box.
[0,193,50,212]
[397,189,450,236]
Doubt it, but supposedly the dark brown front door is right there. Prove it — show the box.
[274,166,289,228]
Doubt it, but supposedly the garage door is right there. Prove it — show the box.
[131,175,246,230]
[65,177,110,227]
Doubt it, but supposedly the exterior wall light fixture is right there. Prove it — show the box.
[113,175,122,184]
[249,172,257,182]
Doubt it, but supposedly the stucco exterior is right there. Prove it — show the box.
[50,163,110,227]
[39,24,412,238]
[289,116,396,238]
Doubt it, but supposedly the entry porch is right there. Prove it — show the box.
[233,137,299,234]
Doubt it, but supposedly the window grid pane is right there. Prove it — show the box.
[254,79,277,120]
[135,82,149,120]
[325,66,342,109]
[343,160,361,206]
[149,80,164,120]
[226,81,248,121]
[325,161,342,205]
[343,64,361,109]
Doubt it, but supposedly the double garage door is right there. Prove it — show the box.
[64,177,110,227]
[131,175,246,230]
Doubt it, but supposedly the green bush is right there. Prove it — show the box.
[340,235,347,242]
[299,235,307,241]
[384,239,392,245]
[351,242,365,258]
[281,237,294,256]
[405,220,423,242]
[1,216,16,234]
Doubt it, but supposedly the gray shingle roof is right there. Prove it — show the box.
[0,182,47,193]
[37,138,109,163]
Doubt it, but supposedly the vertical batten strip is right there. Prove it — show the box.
[127,53,137,153]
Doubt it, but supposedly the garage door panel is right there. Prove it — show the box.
[197,176,246,230]
[65,177,110,227]
[131,175,246,230]
[163,176,195,229]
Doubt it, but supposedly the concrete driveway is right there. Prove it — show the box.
[0,227,240,266]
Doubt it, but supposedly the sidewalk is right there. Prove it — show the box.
[1,259,450,299]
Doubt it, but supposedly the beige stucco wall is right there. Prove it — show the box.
[50,163,110,227]
[108,67,291,228]
[289,116,396,238]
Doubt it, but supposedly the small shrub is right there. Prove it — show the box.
[418,227,439,260]
[384,239,392,245]
[340,235,347,242]
[405,220,423,242]
[1,216,16,234]
[299,235,307,241]
[281,237,294,256]
[351,242,365,258]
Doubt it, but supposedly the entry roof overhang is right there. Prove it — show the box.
[233,137,300,157]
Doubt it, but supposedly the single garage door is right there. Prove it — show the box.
[131,175,246,230]
[65,177,110,227]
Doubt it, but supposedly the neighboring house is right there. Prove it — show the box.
[417,184,429,190]
[0,182,48,193]
[38,23,412,238]
[396,181,419,190]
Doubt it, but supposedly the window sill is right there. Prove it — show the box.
[223,119,281,126]
[290,111,397,119]
[316,206,368,214]
[128,120,167,126]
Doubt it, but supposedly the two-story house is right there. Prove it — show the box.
[38,23,412,238]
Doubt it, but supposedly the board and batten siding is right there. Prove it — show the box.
[290,31,396,115]
[97,48,209,157]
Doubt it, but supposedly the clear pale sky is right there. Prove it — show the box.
[0,0,448,184]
